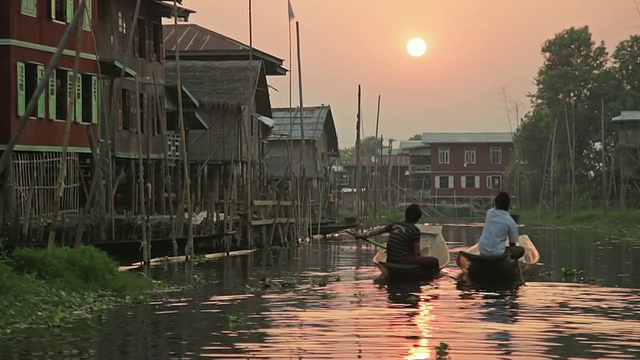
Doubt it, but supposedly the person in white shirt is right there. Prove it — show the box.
[478,191,524,260]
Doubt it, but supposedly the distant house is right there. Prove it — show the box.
[611,110,640,208]
[422,132,514,197]
[399,140,431,191]
[265,106,339,182]
[164,60,274,209]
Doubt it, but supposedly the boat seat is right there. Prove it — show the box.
[459,251,509,262]
[378,261,421,270]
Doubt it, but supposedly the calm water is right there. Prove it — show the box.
[3,226,640,360]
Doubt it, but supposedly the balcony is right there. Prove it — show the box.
[409,164,431,173]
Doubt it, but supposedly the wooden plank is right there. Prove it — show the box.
[251,217,296,226]
[253,200,292,206]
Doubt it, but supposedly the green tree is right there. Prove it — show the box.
[408,134,422,141]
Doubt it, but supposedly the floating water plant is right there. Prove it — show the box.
[435,342,450,359]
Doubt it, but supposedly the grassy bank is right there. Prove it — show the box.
[0,246,159,335]
[518,209,640,236]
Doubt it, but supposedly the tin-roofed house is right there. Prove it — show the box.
[612,110,640,208]
[265,106,339,202]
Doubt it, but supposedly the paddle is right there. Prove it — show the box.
[344,229,387,250]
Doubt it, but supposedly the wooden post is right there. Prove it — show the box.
[47,9,85,248]
[295,21,307,239]
[601,99,607,216]
[134,76,150,265]
[152,72,177,255]
[355,85,362,225]
[373,95,381,223]
[173,0,194,258]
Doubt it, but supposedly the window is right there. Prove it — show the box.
[487,175,502,189]
[139,93,147,133]
[152,23,162,61]
[490,146,502,164]
[21,0,37,17]
[48,69,56,119]
[55,68,68,120]
[118,12,127,47]
[81,75,93,124]
[464,147,476,165]
[68,72,82,122]
[461,175,480,189]
[137,18,147,59]
[438,147,450,164]
[51,0,72,23]
[83,0,91,31]
[21,62,45,118]
[121,89,131,130]
[435,175,453,189]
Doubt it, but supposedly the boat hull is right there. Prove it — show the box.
[372,224,450,281]
[456,234,540,285]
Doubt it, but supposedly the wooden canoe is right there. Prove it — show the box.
[372,224,450,281]
[456,235,540,284]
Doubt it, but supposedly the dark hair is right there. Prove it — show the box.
[495,191,511,211]
[405,204,422,224]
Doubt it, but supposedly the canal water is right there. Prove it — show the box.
[3,225,640,359]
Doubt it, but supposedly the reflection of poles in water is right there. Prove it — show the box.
[478,290,520,357]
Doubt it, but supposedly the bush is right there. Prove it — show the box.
[9,246,150,293]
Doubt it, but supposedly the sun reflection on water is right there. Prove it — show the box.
[405,295,436,360]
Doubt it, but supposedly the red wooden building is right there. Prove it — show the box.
[422,132,514,198]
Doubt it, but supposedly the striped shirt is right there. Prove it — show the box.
[385,221,421,263]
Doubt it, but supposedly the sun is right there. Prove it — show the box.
[407,37,427,57]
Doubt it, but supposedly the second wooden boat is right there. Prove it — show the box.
[455,235,540,284]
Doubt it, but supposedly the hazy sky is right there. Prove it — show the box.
[177,0,639,147]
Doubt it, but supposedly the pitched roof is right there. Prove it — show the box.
[164,60,263,108]
[612,110,640,123]
[268,106,339,153]
[421,132,513,144]
[163,24,286,76]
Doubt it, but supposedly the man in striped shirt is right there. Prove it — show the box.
[359,204,439,271]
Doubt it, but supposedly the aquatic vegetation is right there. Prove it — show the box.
[226,310,247,328]
[435,342,450,359]
[0,246,159,335]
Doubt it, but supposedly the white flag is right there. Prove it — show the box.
[288,0,295,21]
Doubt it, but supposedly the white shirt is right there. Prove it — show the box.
[478,208,519,256]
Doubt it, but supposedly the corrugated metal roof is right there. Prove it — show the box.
[612,110,640,122]
[268,105,339,154]
[163,23,286,75]
[421,132,513,144]
[268,106,330,141]
[399,140,427,150]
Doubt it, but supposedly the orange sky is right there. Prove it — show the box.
[178,0,639,147]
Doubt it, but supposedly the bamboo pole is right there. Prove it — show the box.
[373,95,381,223]
[601,98,607,217]
[247,0,255,248]
[295,21,308,239]
[152,72,178,255]
[355,85,362,225]
[134,77,150,264]
[173,0,194,258]
[47,4,85,247]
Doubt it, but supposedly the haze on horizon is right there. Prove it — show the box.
[174,0,640,148]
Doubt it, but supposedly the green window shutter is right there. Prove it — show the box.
[66,0,74,23]
[75,74,82,123]
[83,0,91,31]
[37,64,45,118]
[67,71,73,120]
[91,76,98,123]
[49,71,56,120]
[50,0,56,19]
[17,62,26,116]
[21,0,37,16]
